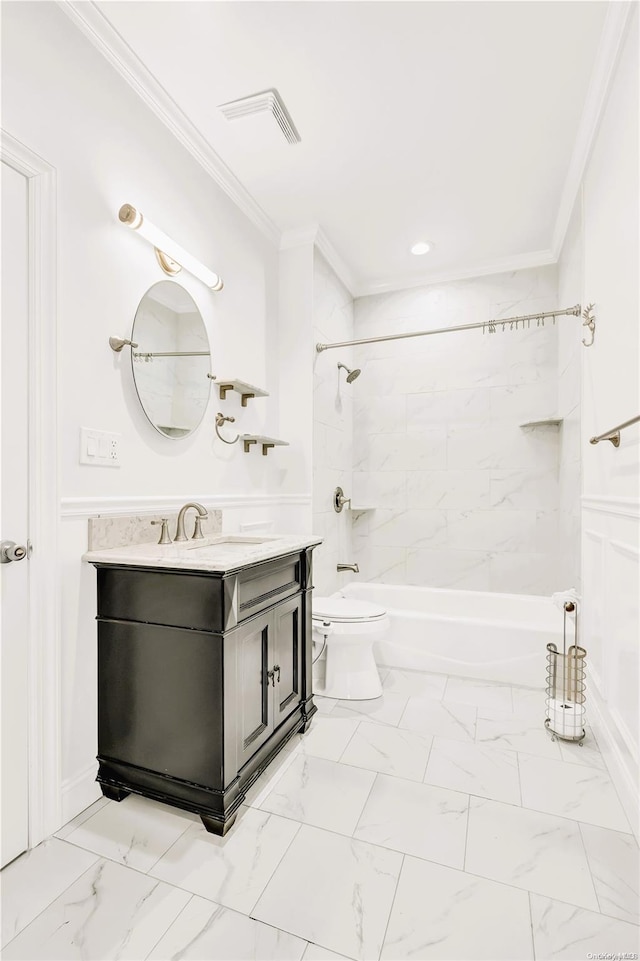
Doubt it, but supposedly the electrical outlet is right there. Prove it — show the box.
[80,428,122,468]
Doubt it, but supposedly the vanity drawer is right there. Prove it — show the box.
[96,554,304,631]
[97,567,230,632]
[237,554,302,620]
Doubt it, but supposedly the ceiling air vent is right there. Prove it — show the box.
[218,88,301,145]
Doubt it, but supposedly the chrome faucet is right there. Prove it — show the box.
[174,502,208,542]
[337,563,359,573]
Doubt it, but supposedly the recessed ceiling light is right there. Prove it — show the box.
[411,241,433,256]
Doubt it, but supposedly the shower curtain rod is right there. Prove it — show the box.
[316,303,596,352]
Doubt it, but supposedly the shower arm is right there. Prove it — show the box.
[316,304,595,352]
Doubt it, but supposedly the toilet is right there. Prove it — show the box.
[312,595,389,700]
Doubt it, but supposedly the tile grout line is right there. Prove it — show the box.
[0,843,102,951]
[462,791,472,872]
[577,821,604,917]
[246,814,303,917]
[377,852,405,961]
[335,718,362,763]
[528,891,537,961]
[143,891,197,959]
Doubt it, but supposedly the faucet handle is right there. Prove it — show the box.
[151,518,172,545]
[192,515,205,540]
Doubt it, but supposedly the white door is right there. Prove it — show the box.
[1,160,31,867]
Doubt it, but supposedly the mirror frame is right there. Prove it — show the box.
[130,280,212,440]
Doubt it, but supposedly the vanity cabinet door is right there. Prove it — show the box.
[235,611,274,769]
[272,594,303,729]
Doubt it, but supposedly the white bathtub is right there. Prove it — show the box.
[338,583,561,688]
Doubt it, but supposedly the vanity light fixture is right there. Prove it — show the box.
[118,204,224,291]
[410,241,433,256]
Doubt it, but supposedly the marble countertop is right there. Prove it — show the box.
[83,533,323,574]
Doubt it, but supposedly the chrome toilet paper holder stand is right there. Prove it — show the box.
[545,600,587,745]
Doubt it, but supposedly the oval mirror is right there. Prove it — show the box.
[130,281,211,439]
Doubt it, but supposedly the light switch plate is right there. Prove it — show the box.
[80,427,121,467]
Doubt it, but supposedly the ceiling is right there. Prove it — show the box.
[87,0,611,295]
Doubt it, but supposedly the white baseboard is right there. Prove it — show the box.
[61,762,102,827]
[588,684,639,840]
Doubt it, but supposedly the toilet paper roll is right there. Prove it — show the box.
[547,697,584,737]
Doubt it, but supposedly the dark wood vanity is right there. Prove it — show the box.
[90,544,317,835]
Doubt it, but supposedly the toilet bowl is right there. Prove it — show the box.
[312,595,389,700]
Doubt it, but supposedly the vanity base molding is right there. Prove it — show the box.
[96,698,315,836]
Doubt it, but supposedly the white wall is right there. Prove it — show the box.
[350,267,571,594]
[561,7,639,831]
[556,202,583,592]
[2,2,292,820]
[312,251,355,595]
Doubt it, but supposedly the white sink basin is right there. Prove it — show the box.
[180,535,280,551]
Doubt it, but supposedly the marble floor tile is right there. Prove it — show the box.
[424,736,521,804]
[518,754,632,832]
[476,708,563,759]
[302,945,352,960]
[580,823,640,924]
[313,695,339,715]
[149,806,300,914]
[0,837,99,947]
[558,729,607,770]
[148,895,307,960]
[511,686,545,720]
[1,858,191,960]
[54,797,110,839]
[465,796,599,910]
[62,792,196,872]
[252,825,402,961]
[243,741,301,809]
[258,754,376,836]
[399,697,477,742]
[382,668,447,700]
[444,676,513,711]
[339,720,433,781]
[296,716,361,761]
[354,773,468,868]
[381,855,533,960]
[530,893,640,960]
[331,691,409,726]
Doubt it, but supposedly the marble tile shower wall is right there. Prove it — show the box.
[312,252,355,595]
[351,267,565,594]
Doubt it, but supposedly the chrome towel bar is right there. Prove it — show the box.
[589,414,640,447]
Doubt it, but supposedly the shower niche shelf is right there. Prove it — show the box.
[217,379,269,407]
[241,434,289,456]
[520,418,563,429]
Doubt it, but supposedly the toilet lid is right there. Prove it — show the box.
[312,596,387,622]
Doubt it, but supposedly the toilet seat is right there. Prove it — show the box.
[312,596,387,623]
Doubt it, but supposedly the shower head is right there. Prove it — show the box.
[337,362,361,384]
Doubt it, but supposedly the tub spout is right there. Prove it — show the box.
[337,563,359,573]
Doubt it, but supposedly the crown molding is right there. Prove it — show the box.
[56,0,280,246]
[56,0,631,299]
[315,226,359,296]
[352,248,557,298]
[551,0,635,258]
[279,224,319,250]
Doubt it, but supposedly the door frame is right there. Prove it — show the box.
[1,130,61,846]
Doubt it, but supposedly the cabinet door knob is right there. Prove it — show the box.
[273,665,280,683]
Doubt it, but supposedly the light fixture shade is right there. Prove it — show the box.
[118,204,224,290]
